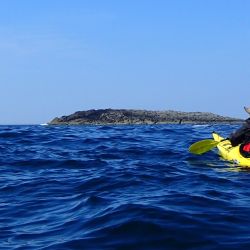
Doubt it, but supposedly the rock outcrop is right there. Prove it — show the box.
[48,109,243,125]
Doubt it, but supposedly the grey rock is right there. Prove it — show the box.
[48,109,243,125]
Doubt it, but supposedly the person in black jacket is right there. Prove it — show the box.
[229,107,250,157]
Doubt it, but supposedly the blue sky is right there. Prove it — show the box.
[0,0,249,124]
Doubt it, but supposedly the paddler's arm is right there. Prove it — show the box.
[229,122,249,147]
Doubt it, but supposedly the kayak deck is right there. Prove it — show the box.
[212,132,250,167]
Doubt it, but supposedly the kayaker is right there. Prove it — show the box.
[229,107,250,158]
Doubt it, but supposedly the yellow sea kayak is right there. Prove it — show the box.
[212,132,250,167]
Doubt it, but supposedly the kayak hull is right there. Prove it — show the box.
[212,132,250,167]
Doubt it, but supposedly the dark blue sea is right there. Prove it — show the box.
[1,124,250,250]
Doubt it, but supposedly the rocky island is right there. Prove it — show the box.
[48,109,243,125]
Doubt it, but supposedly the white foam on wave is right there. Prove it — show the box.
[40,123,48,126]
[192,124,209,128]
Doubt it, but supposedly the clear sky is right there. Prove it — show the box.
[0,0,249,124]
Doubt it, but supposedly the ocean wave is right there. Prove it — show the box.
[1,124,250,249]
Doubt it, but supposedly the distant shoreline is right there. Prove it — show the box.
[48,109,243,125]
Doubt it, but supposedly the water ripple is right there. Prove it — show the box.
[1,125,250,249]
